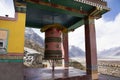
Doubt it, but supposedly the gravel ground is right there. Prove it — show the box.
[99,74,120,80]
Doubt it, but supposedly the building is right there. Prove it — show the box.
[0,0,110,80]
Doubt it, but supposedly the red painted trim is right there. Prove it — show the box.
[30,0,39,3]
[63,33,69,68]
[66,7,73,11]
[0,13,18,21]
[28,0,88,15]
[51,3,59,8]
[0,53,23,56]
[84,17,98,79]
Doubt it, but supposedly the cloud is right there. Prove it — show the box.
[69,13,120,51]
[69,26,85,51]
[96,13,120,51]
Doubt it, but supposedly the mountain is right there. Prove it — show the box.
[25,28,120,59]
[25,28,44,47]
[24,39,44,54]
[25,28,85,58]
[98,47,120,58]
[115,51,120,56]
[69,46,85,58]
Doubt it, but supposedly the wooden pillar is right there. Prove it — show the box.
[84,16,98,80]
[62,33,69,69]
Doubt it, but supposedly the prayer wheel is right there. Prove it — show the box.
[41,24,67,60]
[44,28,62,60]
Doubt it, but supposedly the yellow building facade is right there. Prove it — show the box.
[0,13,25,53]
[0,12,26,62]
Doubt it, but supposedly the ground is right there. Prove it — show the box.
[24,67,120,80]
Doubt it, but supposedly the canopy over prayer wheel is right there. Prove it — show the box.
[41,24,67,60]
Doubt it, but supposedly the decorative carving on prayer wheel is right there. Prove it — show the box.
[41,24,67,60]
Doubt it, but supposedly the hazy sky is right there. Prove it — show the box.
[0,0,15,17]
[68,0,120,51]
[0,0,120,51]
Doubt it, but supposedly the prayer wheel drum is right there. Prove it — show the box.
[41,24,67,60]
[44,28,62,60]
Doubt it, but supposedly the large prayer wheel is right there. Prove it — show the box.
[41,24,67,60]
[44,28,62,60]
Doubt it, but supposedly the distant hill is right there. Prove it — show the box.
[24,39,44,54]
[25,28,85,58]
[69,46,85,58]
[98,47,120,59]
[25,28,120,59]
[25,28,44,54]
[25,28,44,47]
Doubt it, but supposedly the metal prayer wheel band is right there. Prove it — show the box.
[44,56,62,60]
[44,50,62,60]
[45,50,62,54]
[45,43,61,50]
[45,37,61,42]
[44,56,62,59]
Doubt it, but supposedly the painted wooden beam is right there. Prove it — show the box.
[68,19,84,30]
[63,33,69,68]
[27,0,88,17]
[84,16,98,80]
[0,53,23,62]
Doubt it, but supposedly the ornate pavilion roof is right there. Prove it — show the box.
[15,0,110,30]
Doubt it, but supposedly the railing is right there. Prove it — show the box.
[74,0,109,10]
[87,0,107,6]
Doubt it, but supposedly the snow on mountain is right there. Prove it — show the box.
[69,46,85,58]
[25,28,120,60]
[25,28,44,47]
[98,46,120,59]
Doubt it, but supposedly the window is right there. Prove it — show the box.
[0,41,4,48]
[0,29,8,54]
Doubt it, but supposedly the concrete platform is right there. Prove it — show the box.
[24,67,120,80]
[24,67,88,80]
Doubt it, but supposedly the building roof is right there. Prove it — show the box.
[16,0,110,30]
[24,47,42,55]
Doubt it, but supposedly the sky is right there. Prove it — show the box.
[103,0,120,21]
[0,0,15,17]
[68,0,120,51]
[0,0,120,51]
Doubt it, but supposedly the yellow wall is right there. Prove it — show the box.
[0,13,26,54]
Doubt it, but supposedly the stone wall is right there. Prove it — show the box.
[98,61,120,77]
[0,63,24,80]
